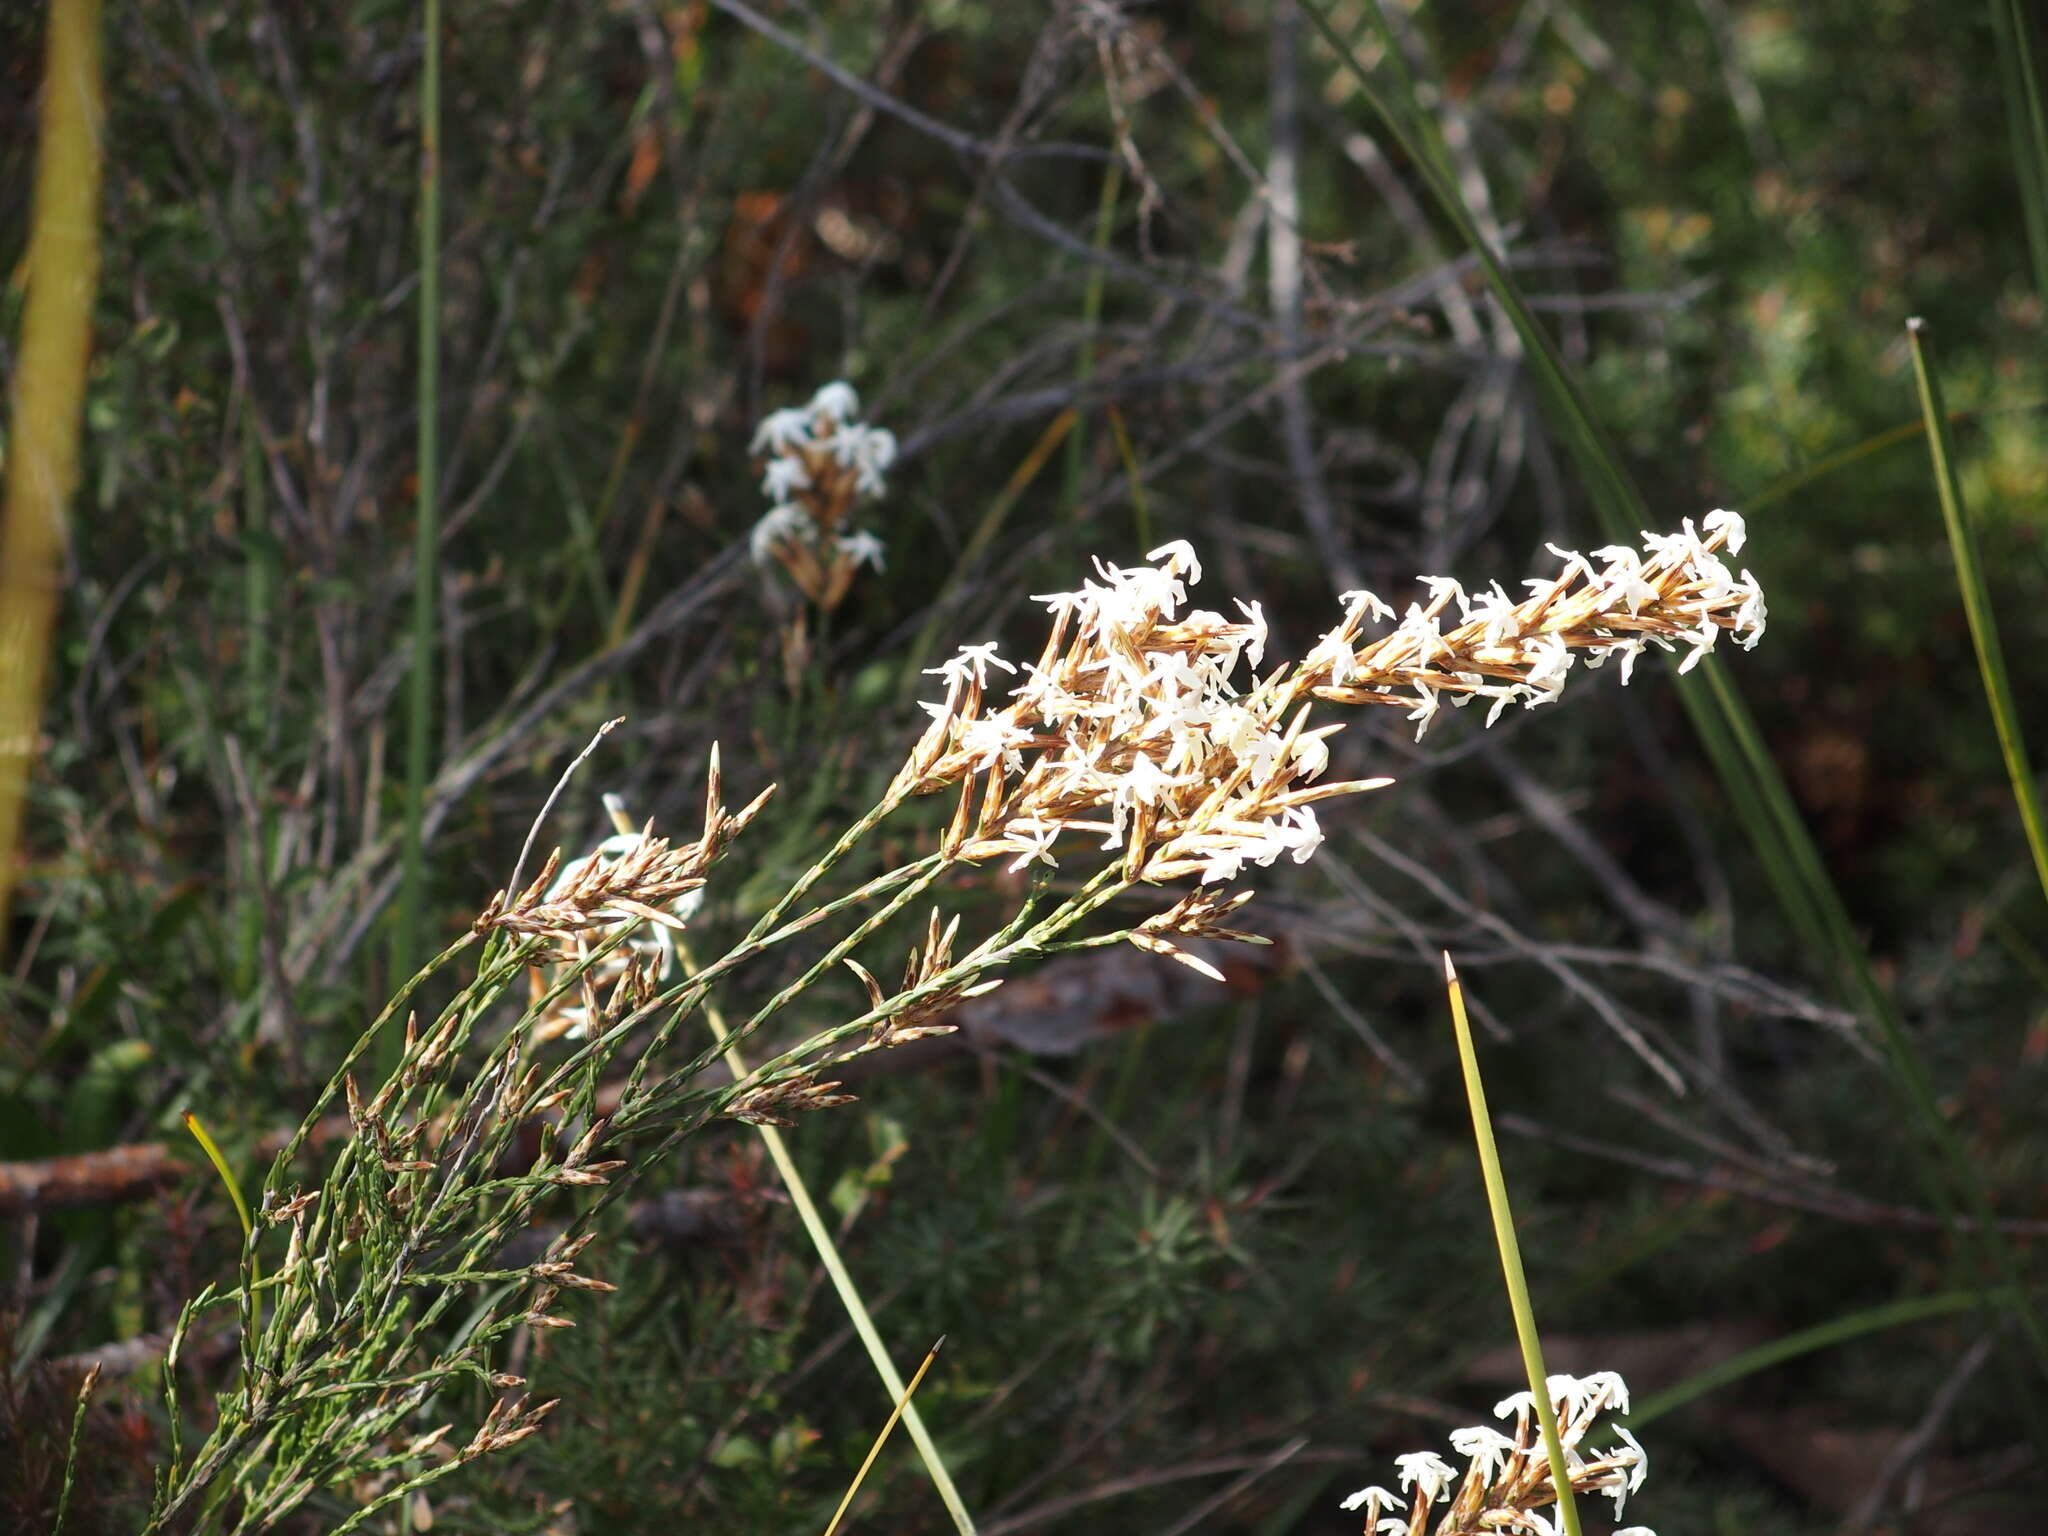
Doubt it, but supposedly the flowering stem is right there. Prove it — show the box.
[1443,953,1585,1536]
[678,938,977,1534]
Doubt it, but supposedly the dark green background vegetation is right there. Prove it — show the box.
[4,0,2047,1530]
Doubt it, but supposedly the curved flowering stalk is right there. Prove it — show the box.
[702,510,1771,1088]
[1341,1371,1652,1536]
[885,514,1764,980]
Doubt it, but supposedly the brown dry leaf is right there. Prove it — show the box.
[620,122,661,217]
[958,938,1279,1056]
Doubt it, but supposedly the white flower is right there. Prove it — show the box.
[1406,684,1442,740]
[1483,683,1527,726]
[1612,1528,1657,1536]
[1675,614,1721,673]
[1468,581,1520,646]
[1198,843,1245,885]
[1522,632,1573,697]
[1146,539,1202,584]
[1304,631,1357,687]
[1282,805,1323,863]
[958,715,1036,770]
[1031,586,1095,630]
[1340,587,1395,623]
[1233,599,1269,668]
[829,423,897,496]
[1002,818,1061,873]
[1418,574,1469,618]
[1702,506,1747,556]
[1338,1486,1399,1519]
[749,504,811,564]
[1591,547,1660,613]
[1580,1371,1631,1417]
[1290,730,1331,781]
[750,406,814,455]
[1611,1425,1648,1503]
[1493,1387,1536,1422]
[1544,542,1594,585]
[1545,1373,1595,1422]
[1117,751,1182,808]
[808,379,860,421]
[1449,1424,1516,1483]
[925,642,1017,689]
[762,454,812,501]
[1395,1450,1456,1504]
[849,425,896,494]
[1732,570,1767,645]
[838,529,887,571]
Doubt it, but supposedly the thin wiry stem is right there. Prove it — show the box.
[396,0,443,982]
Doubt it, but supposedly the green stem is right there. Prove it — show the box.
[1443,956,1584,1536]
[1907,318,2048,910]
[680,939,977,1534]
[396,0,443,983]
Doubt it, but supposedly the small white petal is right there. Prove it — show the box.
[1145,539,1202,585]
[1702,506,1747,556]
[749,504,812,564]
[1339,1486,1399,1519]
[838,529,887,571]
[750,406,814,454]
[1395,1450,1456,1504]
[762,455,812,501]
[808,380,860,420]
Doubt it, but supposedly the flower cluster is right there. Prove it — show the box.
[895,512,1762,899]
[1309,509,1764,739]
[895,539,1387,890]
[481,763,772,1041]
[1342,1371,1652,1536]
[747,380,895,611]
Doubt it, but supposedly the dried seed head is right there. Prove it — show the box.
[725,1072,858,1127]
[505,770,771,1041]
[264,1189,319,1225]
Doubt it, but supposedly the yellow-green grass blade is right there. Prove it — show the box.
[822,1337,947,1536]
[0,0,104,944]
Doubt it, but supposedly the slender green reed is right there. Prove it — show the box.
[673,912,979,1535]
[396,0,444,982]
[1064,154,1124,523]
[1988,0,2048,301]
[1907,317,2048,910]
[1443,956,1584,1536]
